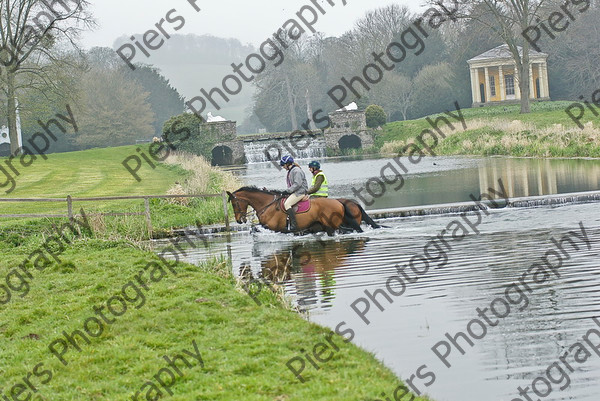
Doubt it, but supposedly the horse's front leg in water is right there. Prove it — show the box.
[306,223,324,234]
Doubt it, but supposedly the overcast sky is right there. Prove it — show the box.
[82,0,424,49]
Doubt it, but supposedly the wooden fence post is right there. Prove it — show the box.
[144,198,153,238]
[66,195,81,235]
[221,191,230,231]
[67,195,73,221]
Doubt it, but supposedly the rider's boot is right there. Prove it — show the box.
[286,209,298,232]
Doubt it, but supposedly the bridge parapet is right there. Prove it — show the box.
[324,109,374,150]
[238,130,324,142]
[329,109,367,132]
[201,121,237,141]
[208,109,377,165]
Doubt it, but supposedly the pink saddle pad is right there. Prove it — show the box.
[280,197,311,214]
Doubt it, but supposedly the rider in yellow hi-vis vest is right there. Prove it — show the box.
[307,161,328,198]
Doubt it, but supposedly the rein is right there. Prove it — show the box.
[231,191,283,220]
[255,195,281,218]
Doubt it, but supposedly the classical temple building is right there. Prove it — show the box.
[467,45,550,107]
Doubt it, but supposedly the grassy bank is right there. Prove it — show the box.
[0,147,432,400]
[378,101,600,157]
[0,224,430,400]
[0,218,437,401]
[0,146,238,238]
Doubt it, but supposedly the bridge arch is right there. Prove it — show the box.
[338,134,362,151]
[211,145,234,166]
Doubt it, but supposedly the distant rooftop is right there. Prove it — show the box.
[468,44,548,62]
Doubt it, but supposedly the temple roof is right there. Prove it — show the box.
[468,44,548,63]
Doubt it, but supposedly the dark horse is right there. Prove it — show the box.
[227,187,362,235]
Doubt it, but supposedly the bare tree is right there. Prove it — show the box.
[386,74,415,121]
[283,73,298,131]
[334,5,413,78]
[73,66,155,148]
[0,0,94,153]
[253,36,325,132]
[452,0,552,113]
[553,3,600,96]
[305,89,317,130]
[353,5,413,57]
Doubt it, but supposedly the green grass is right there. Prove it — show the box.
[0,147,433,401]
[378,101,600,157]
[0,145,234,235]
[1,146,180,199]
[0,225,432,401]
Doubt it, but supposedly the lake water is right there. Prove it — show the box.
[168,156,600,401]
[231,155,600,209]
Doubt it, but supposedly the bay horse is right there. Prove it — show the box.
[227,187,362,235]
[336,199,381,231]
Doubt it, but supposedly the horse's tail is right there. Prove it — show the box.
[342,201,363,233]
[354,202,382,229]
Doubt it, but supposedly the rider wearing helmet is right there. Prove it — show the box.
[280,155,308,231]
[307,161,328,198]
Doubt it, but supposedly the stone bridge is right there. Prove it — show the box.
[208,110,375,166]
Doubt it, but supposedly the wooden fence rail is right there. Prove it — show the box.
[0,192,231,237]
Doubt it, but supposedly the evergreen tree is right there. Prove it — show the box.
[123,65,185,136]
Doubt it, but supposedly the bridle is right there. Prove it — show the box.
[230,191,283,221]
[229,192,249,220]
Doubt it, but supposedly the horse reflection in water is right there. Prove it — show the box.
[241,239,367,311]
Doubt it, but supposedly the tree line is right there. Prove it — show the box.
[2,0,599,154]
[244,1,600,133]
[0,46,184,154]
[0,1,184,155]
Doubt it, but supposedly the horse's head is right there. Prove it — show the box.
[227,191,249,224]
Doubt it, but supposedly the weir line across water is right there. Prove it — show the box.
[367,189,600,219]
[173,190,600,236]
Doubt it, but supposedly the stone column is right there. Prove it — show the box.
[515,67,521,100]
[537,63,544,98]
[484,67,491,103]
[472,67,481,103]
[542,61,550,98]
[499,65,505,101]
[529,63,535,99]
[470,67,478,104]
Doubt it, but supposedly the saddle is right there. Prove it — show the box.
[280,195,311,214]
